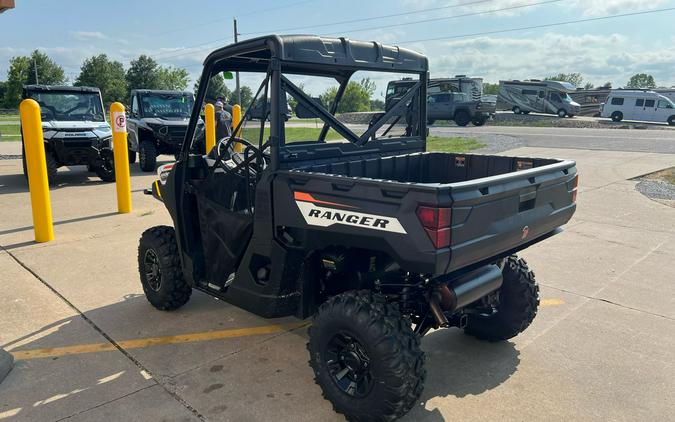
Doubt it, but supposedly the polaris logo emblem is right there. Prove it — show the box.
[294,192,406,234]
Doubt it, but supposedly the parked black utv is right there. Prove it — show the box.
[137,35,578,422]
[126,89,194,172]
[21,85,115,184]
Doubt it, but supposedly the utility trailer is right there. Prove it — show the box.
[138,35,578,422]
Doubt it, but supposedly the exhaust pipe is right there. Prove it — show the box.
[439,264,503,313]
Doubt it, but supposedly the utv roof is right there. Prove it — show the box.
[23,85,101,93]
[204,34,428,76]
[131,89,194,95]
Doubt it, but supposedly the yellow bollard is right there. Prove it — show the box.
[20,99,54,243]
[204,103,215,154]
[232,104,243,152]
[110,102,132,214]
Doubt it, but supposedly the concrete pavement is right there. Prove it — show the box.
[1,144,674,421]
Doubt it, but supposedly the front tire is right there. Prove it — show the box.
[128,148,137,164]
[454,110,471,127]
[472,117,486,126]
[308,290,425,422]
[138,226,192,311]
[463,256,540,341]
[557,109,567,118]
[139,141,157,172]
[23,147,58,185]
[668,116,675,126]
[513,106,522,115]
[94,155,115,182]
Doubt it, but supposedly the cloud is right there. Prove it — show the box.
[567,0,669,17]
[426,32,675,87]
[70,31,107,41]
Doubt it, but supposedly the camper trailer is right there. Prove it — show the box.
[428,76,484,101]
[497,80,581,117]
[385,76,485,110]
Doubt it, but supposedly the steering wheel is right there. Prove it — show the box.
[216,136,269,176]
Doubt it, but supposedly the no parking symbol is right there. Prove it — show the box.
[113,111,126,133]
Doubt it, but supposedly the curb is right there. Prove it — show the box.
[0,348,13,384]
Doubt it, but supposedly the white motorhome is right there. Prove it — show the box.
[497,80,581,117]
[601,90,675,125]
[428,76,484,101]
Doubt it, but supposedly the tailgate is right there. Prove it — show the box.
[446,157,577,272]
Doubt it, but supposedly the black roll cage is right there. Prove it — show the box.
[182,35,428,173]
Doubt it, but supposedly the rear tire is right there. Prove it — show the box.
[557,109,567,118]
[463,255,540,341]
[611,111,623,122]
[522,111,530,115]
[454,110,471,127]
[668,116,675,126]
[138,226,192,311]
[513,106,522,115]
[139,141,157,172]
[308,290,425,422]
[472,117,486,126]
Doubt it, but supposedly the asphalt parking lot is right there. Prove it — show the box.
[1,132,675,421]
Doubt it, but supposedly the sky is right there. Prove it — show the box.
[1,0,674,99]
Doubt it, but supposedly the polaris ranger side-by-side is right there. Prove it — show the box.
[21,85,115,183]
[126,89,195,172]
[137,35,577,422]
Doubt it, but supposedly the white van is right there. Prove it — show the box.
[601,90,675,125]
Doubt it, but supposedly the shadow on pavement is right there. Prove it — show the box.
[1,290,519,422]
[0,158,174,195]
[0,211,119,237]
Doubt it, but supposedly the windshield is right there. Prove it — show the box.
[563,93,573,102]
[27,91,104,122]
[140,94,194,118]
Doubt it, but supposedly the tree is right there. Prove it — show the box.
[482,82,499,95]
[320,78,376,113]
[3,50,66,108]
[626,73,656,89]
[601,81,613,89]
[194,74,232,103]
[545,73,584,87]
[75,54,127,105]
[157,66,189,91]
[584,82,594,90]
[237,85,253,109]
[125,55,160,91]
[370,99,385,111]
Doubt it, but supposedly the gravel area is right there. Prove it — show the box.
[0,154,21,160]
[634,179,675,207]
[338,111,675,131]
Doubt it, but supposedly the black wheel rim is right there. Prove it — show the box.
[324,332,373,398]
[144,249,162,291]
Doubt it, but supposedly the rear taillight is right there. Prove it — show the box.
[572,174,579,202]
[416,206,452,248]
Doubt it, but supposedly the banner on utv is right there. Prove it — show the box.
[295,192,407,234]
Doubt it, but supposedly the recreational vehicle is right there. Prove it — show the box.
[385,76,485,110]
[601,90,675,125]
[497,80,581,117]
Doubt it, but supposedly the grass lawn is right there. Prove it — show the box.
[0,113,19,122]
[0,123,21,141]
[241,127,484,153]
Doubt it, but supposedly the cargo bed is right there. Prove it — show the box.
[275,151,577,275]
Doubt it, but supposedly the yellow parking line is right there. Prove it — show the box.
[11,299,565,361]
[541,298,565,307]
[10,322,309,361]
